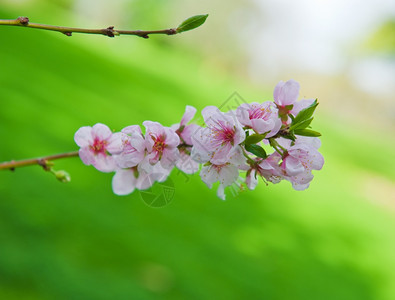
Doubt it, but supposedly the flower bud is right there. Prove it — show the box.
[54,170,71,183]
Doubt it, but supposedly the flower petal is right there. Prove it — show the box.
[176,150,200,174]
[92,123,112,140]
[121,125,142,135]
[160,148,179,169]
[200,165,219,188]
[180,105,197,126]
[283,156,304,176]
[92,155,117,173]
[218,164,239,187]
[181,124,200,146]
[274,79,300,106]
[107,132,124,154]
[78,147,94,165]
[112,169,137,195]
[217,184,226,200]
[246,169,258,190]
[164,127,180,148]
[74,126,93,147]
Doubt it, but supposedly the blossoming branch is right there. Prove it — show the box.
[73,79,324,199]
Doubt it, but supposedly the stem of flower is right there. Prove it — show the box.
[269,138,287,157]
[0,151,79,171]
[0,17,178,38]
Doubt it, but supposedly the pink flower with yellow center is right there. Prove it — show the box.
[199,145,246,200]
[114,125,145,169]
[143,121,180,170]
[280,137,324,190]
[274,79,316,123]
[236,102,281,137]
[74,123,123,172]
[245,154,283,190]
[191,106,245,165]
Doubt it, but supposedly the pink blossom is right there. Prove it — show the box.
[200,163,239,200]
[281,142,324,190]
[143,121,180,170]
[274,79,300,107]
[274,80,316,122]
[191,106,245,165]
[176,149,200,174]
[245,154,283,190]
[199,146,246,199]
[236,102,281,137]
[74,123,123,172]
[171,105,200,174]
[112,163,171,196]
[172,105,200,146]
[114,125,145,169]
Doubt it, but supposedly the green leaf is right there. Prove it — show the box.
[245,144,267,159]
[290,117,314,131]
[291,99,318,128]
[244,134,266,145]
[294,129,321,137]
[245,130,250,137]
[176,14,209,33]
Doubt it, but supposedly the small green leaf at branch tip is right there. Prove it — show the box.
[245,144,267,159]
[244,133,266,145]
[294,129,322,137]
[291,99,318,128]
[176,14,208,33]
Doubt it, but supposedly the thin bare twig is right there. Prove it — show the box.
[0,17,177,38]
[0,151,79,171]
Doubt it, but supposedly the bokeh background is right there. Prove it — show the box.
[1,0,395,299]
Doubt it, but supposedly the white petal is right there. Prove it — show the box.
[164,127,180,148]
[219,164,239,187]
[200,165,219,188]
[74,126,93,147]
[181,124,200,146]
[274,79,300,106]
[92,123,112,140]
[217,184,226,200]
[180,105,197,126]
[92,155,117,173]
[107,132,124,154]
[78,147,94,165]
[284,156,304,176]
[112,169,137,195]
[176,151,200,174]
[121,125,142,135]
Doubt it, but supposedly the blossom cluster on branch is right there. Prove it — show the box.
[74,79,324,199]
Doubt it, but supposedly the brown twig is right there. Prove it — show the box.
[0,17,178,39]
[0,151,79,171]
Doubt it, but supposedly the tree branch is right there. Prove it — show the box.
[0,151,79,171]
[0,17,178,38]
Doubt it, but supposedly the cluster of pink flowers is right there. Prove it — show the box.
[74,80,324,200]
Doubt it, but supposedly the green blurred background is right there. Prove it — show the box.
[1,0,395,299]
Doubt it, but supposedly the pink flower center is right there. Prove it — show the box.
[151,134,166,155]
[212,120,235,145]
[249,105,271,120]
[212,163,229,172]
[90,138,108,155]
